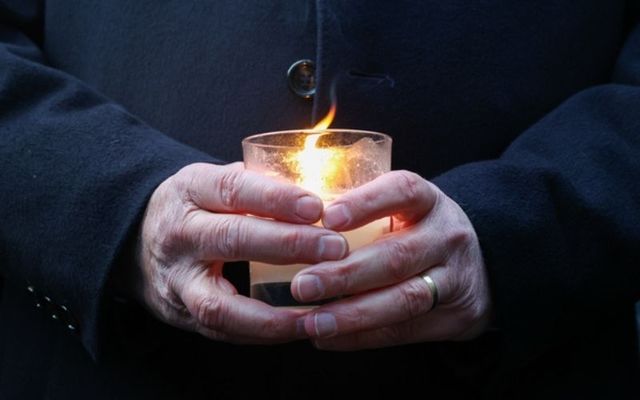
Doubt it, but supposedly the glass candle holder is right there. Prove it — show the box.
[242,129,392,307]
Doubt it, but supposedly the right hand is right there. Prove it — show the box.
[129,162,348,344]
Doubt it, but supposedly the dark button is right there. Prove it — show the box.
[287,59,316,98]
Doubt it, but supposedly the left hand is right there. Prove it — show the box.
[291,170,492,350]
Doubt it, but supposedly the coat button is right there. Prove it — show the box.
[287,59,316,98]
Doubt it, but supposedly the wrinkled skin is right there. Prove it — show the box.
[132,164,491,349]
[292,170,492,350]
[133,162,348,344]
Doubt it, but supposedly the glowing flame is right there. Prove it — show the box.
[290,104,343,197]
[311,103,336,131]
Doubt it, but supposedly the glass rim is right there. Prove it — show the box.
[242,129,392,149]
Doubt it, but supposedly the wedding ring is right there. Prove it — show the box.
[420,273,439,311]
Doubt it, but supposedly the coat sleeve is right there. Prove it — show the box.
[432,22,640,364]
[0,2,219,359]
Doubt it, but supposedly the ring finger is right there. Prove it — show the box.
[291,228,447,303]
[300,266,449,339]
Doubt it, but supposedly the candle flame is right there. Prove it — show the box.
[290,104,343,198]
[311,103,336,131]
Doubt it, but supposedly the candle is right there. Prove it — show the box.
[249,217,389,306]
[242,108,392,307]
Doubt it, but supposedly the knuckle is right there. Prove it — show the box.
[218,169,243,209]
[213,218,243,259]
[359,190,381,211]
[448,228,474,249]
[361,189,379,204]
[394,170,423,205]
[173,164,205,200]
[281,229,304,259]
[330,304,366,334]
[385,240,415,281]
[397,278,431,318]
[193,296,226,330]
[261,185,285,214]
[336,199,365,222]
[331,260,357,294]
[348,304,368,328]
[171,164,196,188]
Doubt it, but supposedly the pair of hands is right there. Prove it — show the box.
[132,162,491,350]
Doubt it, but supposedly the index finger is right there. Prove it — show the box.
[322,170,438,231]
[178,162,324,224]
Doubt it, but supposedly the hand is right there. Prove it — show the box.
[131,162,348,344]
[291,170,491,350]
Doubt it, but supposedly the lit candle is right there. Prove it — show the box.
[242,106,392,307]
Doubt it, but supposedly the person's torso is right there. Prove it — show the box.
[42,0,629,177]
[11,2,635,398]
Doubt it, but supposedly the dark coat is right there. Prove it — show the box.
[1,1,639,398]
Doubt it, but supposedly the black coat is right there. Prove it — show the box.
[0,1,638,398]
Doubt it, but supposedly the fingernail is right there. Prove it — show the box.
[313,313,337,337]
[295,196,322,221]
[318,235,347,260]
[323,204,351,229]
[296,275,324,301]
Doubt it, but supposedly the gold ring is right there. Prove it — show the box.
[420,273,439,311]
